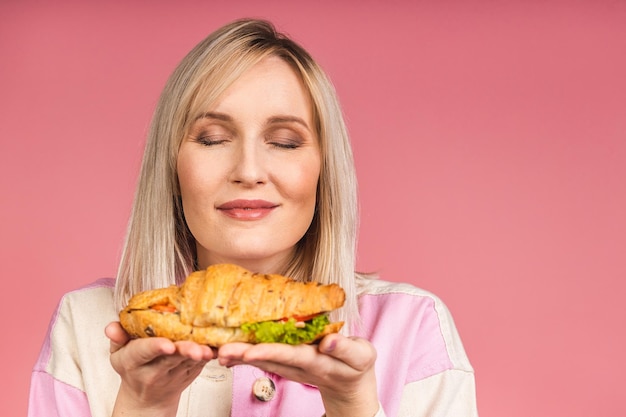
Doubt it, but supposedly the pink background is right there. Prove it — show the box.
[2,1,625,416]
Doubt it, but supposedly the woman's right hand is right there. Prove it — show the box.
[105,322,215,417]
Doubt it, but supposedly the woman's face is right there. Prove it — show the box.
[177,56,320,274]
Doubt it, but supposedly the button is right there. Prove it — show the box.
[252,376,276,401]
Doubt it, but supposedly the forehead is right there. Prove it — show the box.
[208,56,312,120]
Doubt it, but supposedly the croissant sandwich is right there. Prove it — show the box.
[119,264,346,347]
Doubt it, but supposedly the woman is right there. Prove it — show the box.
[29,19,478,417]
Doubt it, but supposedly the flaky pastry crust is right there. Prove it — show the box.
[119,264,345,346]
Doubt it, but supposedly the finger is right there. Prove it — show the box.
[164,357,211,387]
[147,342,214,374]
[240,343,314,365]
[219,342,315,369]
[105,322,130,353]
[175,341,215,362]
[225,343,319,376]
[216,343,255,367]
[217,342,254,357]
[318,334,377,372]
[119,337,177,369]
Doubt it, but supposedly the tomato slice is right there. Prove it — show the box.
[151,304,177,313]
[290,313,321,322]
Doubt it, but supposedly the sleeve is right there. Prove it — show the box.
[28,296,93,417]
[356,278,479,416]
[395,287,478,417]
[396,369,478,417]
[28,371,92,417]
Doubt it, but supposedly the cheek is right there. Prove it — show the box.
[283,157,320,206]
[177,151,217,211]
[177,157,199,202]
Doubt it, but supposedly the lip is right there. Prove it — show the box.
[217,199,278,220]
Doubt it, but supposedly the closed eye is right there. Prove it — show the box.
[195,135,230,147]
[266,128,304,150]
[269,140,300,149]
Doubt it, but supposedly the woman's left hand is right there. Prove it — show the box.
[217,334,379,417]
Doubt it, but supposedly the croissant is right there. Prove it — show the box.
[119,264,345,347]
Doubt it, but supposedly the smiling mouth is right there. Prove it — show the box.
[217,200,278,220]
[218,199,278,210]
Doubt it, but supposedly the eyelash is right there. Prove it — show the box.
[266,131,303,149]
[195,136,229,147]
[269,140,300,150]
[196,137,300,150]
[192,130,303,150]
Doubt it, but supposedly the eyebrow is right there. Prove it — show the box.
[194,112,233,122]
[267,115,311,131]
[195,112,311,131]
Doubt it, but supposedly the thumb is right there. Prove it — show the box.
[105,321,131,353]
[318,334,377,372]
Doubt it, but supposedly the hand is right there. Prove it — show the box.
[105,322,215,417]
[218,334,379,417]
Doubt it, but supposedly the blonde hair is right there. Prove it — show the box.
[115,19,360,330]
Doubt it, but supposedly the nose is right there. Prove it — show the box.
[229,141,268,186]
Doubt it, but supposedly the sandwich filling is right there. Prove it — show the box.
[241,314,330,344]
[147,303,329,344]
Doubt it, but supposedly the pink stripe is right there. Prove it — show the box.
[28,371,92,417]
[357,291,454,416]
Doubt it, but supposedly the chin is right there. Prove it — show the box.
[202,246,294,272]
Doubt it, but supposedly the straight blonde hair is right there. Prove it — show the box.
[115,19,360,330]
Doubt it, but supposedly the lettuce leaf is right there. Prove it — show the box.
[241,314,330,344]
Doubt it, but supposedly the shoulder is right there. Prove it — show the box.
[54,278,115,312]
[355,273,450,316]
[53,277,117,332]
[34,278,118,389]
[50,278,116,321]
[62,277,116,298]
[356,273,441,299]
[43,277,117,336]
[355,274,473,373]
